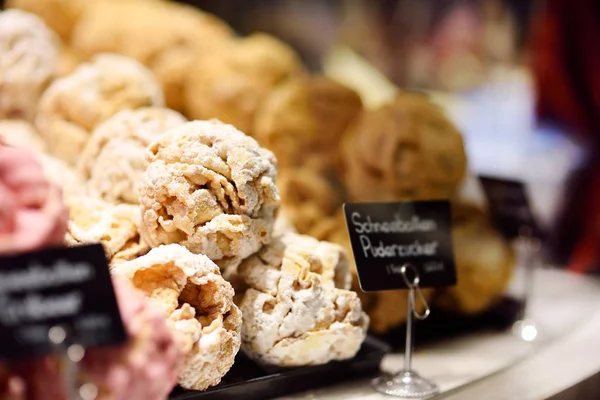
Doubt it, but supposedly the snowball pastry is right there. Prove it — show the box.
[78,107,186,204]
[36,54,164,166]
[112,244,242,390]
[0,9,60,121]
[343,92,467,202]
[239,234,368,366]
[139,120,279,270]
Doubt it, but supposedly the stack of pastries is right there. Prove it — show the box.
[0,0,515,397]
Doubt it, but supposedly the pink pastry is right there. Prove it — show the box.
[0,144,69,255]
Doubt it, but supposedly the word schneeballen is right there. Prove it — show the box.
[350,212,438,258]
[0,261,95,325]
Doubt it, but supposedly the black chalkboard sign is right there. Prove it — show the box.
[0,244,127,361]
[343,201,456,292]
[479,176,541,240]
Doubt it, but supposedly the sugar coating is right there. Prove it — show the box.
[239,233,368,366]
[78,107,186,204]
[139,120,279,270]
[0,119,46,153]
[0,9,60,121]
[185,34,305,134]
[64,196,149,266]
[111,244,242,390]
[36,53,164,166]
[343,93,467,202]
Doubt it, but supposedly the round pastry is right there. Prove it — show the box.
[71,0,233,112]
[0,120,46,153]
[64,196,149,267]
[36,53,164,166]
[277,167,342,235]
[35,153,88,201]
[78,107,187,204]
[0,9,60,121]
[111,244,242,391]
[0,144,68,255]
[343,92,467,202]
[185,34,305,134]
[239,233,368,366]
[139,120,279,271]
[5,0,86,41]
[273,210,297,236]
[254,76,362,173]
[434,203,515,314]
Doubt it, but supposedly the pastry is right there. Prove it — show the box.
[343,92,467,202]
[78,107,187,204]
[273,210,297,236]
[5,0,86,41]
[254,76,362,173]
[139,120,279,272]
[185,34,305,134]
[35,153,88,201]
[0,120,46,153]
[0,9,60,121]
[64,196,149,266]
[111,244,242,390]
[0,144,68,255]
[434,203,515,314]
[36,53,164,166]
[239,233,368,366]
[71,0,233,112]
[277,167,342,235]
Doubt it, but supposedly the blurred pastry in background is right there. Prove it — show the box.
[343,92,467,202]
[36,53,164,166]
[254,75,362,173]
[0,9,60,121]
[185,33,306,134]
[0,120,46,153]
[70,0,233,113]
[35,153,88,201]
[78,107,187,205]
[277,167,342,235]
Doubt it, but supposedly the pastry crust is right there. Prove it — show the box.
[6,0,86,41]
[343,92,467,202]
[36,53,164,166]
[0,9,60,121]
[35,153,88,201]
[254,76,362,173]
[71,0,233,112]
[0,120,46,153]
[78,107,186,204]
[239,233,367,366]
[64,196,149,266]
[185,34,305,134]
[139,120,279,270]
[111,244,242,390]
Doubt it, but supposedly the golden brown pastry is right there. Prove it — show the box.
[433,203,514,314]
[78,107,187,204]
[254,76,362,173]
[185,33,305,134]
[239,233,367,366]
[6,0,86,41]
[111,244,242,391]
[342,92,467,202]
[36,53,164,166]
[64,196,149,266]
[277,167,342,235]
[0,9,60,121]
[139,120,279,273]
[71,0,233,112]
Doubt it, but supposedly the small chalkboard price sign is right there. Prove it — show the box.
[343,200,456,292]
[478,175,541,240]
[0,244,126,360]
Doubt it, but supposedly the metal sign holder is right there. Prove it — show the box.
[372,264,439,398]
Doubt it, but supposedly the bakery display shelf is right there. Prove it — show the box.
[378,296,522,350]
[169,335,390,400]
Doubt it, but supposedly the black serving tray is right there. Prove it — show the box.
[169,335,390,400]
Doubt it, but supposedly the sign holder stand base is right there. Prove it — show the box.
[372,264,439,399]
